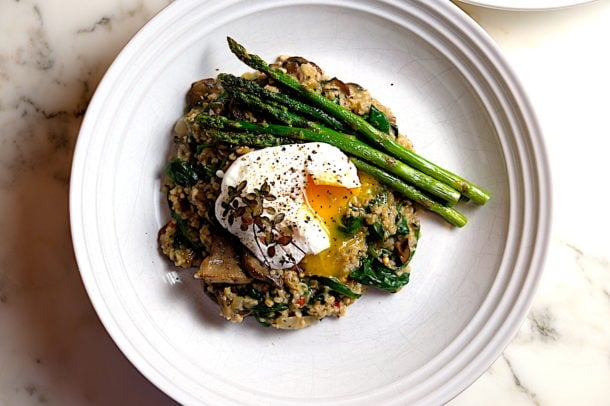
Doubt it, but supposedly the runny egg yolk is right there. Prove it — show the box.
[301,173,379,280]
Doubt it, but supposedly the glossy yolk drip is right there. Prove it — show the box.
[301,173,379,280]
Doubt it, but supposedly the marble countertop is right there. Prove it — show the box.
[1,0,609,404]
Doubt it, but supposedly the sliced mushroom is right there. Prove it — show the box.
[214,289,234,320]
[284,56,322,75]
[346,82,364,92]
[187,78,219,106]
[241,250,283,287]
[325,78,351,96]
[394,237,412,265]
[195,238,252,284]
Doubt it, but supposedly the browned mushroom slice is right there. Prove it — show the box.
[324,78,351,96]
[346,82,364,92]
[394,237,412,265]
[241,250,283,287]
[187,78,220,106]
[214,289,234,320]
[195,239,252,284]
[284,56,323,75]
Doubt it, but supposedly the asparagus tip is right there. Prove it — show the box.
[227,36,246,58]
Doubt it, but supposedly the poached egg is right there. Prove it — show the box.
[215,143,361,270]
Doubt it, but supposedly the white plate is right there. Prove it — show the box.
[457,0,594,10]
[70,0,551,404]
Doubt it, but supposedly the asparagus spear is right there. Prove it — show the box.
[218,73,345,131]
[205,130,291,148]
[196,114,462,206]
[226,37,491,205]
[224,86,312,128]
[224,82,343,136]
[350,158,467,227]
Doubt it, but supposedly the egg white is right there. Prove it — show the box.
[215,142,360,269]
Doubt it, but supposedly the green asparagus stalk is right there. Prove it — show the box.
[225,83,343,137]
[219,73,345,131]
[350,158,467,227]
[224,86,312,128]
[226,37,491,205]
[196,114,461,206]
[206,130,292,148]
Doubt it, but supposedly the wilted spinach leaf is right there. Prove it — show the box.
[350,256,410,293]
[165,158,200,187]
[366,105,391,133]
